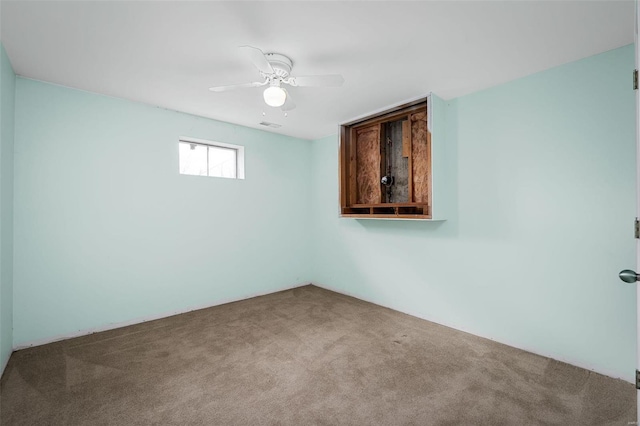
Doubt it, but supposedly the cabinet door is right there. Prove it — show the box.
[355,124,382,204]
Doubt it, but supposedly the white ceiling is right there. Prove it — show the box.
[1,1,634,140]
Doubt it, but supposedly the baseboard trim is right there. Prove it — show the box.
[309,282,633,385]
[14,281,311,351]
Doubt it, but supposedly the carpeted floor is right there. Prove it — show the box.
[0,285,635,425]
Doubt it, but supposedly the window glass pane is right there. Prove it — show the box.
[179,142,208,176]
[208,146,237,178]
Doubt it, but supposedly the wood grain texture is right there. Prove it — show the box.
[411,111,429,203]
[339,99,430,218]
[349,127,357,205]
[402,120,411,158]
[355,125,381,204]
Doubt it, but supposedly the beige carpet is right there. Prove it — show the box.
[0,285,635,425]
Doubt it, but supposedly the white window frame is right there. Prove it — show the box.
[178,136,245,179]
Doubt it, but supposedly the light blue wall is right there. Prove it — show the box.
[0,43,16,371]
[13,78,313,346]
[311,45,636,381]
[9,43,637,382]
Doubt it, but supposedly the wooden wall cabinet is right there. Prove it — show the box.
[339,94,447,220]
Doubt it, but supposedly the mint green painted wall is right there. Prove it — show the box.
[10,44,637,382]
[311,45,636,381]
[0,43,16,370]
[13,78,312,346]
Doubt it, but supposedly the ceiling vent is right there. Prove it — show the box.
[259,121,282,128]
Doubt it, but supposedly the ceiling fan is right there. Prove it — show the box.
[209,46,345,111]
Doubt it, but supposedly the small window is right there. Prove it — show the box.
[178,138,244,179]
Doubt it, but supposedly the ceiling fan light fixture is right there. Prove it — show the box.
[263,85,286,107]
[208,46,344,113]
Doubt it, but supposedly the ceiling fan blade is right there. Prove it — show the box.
[288,74,344,87]
[240,45,274,75]
[209,81,266,92]
[281,89,296,111]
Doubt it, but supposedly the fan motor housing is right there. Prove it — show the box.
[265,53,293,78]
